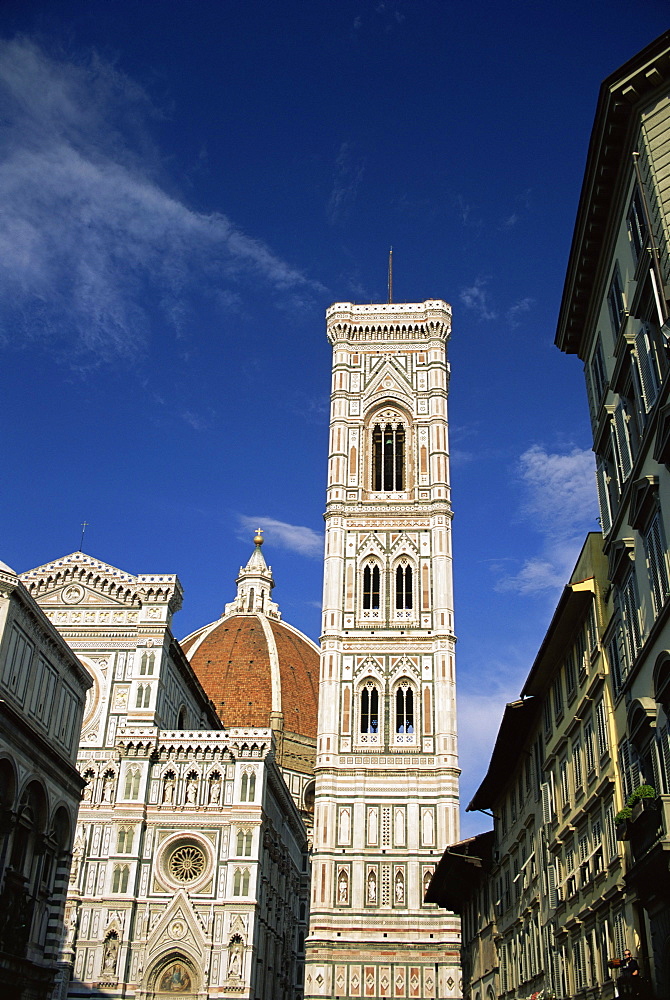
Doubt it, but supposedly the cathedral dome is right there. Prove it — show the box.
[180,535,319,740]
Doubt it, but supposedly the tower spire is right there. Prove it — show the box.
[387,246,393,303]
[223,532,280,619]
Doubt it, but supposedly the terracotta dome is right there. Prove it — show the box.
[180,536,319,740]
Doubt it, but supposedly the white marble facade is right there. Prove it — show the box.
[20,553,309,1000]
[305,301,461,1000]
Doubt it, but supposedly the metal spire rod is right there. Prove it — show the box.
[79,520,89,551]
[388,247,393,304]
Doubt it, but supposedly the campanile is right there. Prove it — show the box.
[305,300,460,999]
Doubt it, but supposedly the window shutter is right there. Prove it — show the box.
[547,860,558,909]
[612,402,633,484]
[595,460,612,534]
[619,740,632,800]
[596,699,609,757]
[646,512,670,616]
[658,723,670,795]
[634,322,660,411]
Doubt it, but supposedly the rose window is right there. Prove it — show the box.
[168,843,206,883]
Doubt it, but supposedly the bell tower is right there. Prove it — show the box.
[305,300,460,1000]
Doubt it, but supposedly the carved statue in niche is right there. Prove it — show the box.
[367,870,377,904]
[186,778,198,804]
[102,933,119,975]
[162,774,175,804]
[69,837,85,884]
[395,870,404,903]
[208,776,221,804]
[338,870,349,904]
[102,773,114,804]
[228,937,243,978]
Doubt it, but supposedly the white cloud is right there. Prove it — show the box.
[237,516,324,558]
[459,278,497,321]
[457,682,521,829]
[506,296,534,327]
[496,445,599,595]
[0,38,318,367]
[328,141,366,224]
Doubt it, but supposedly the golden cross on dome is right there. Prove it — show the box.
[254,528,264,545]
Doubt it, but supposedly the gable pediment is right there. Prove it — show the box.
[21,551,139,604]
[356,533,386,560]
[146,889,206,960]
[363,359,413,406]
[34,583,133,608]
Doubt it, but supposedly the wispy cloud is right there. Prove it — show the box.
[458,683,519,788]
[506,296,534,328]
[328,141,366,224]
[180,409,211,431]
[496,444,599,595]
[237,516,324,558]
[0,38,318,368]
[459,278,497,321]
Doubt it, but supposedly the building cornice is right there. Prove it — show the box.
[555,31,670,357]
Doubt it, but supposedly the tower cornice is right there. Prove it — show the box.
[326,299,451,345]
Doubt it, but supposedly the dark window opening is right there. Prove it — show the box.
[361,685,379,733]
[372,423,405,491]
[395,686,414,734]
[395,565,413,609]
[363,565,380,609]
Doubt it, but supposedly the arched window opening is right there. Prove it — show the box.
[241,868,250,895]
[372,423,405,491]
[363,565,380,610]
[117,827,132,853]
[112,864,129,893]
[236,830,244,855]
[248,588,255,612]
[124,769,140,800]
[360,682,379,735]
[240,772,255,802]
[396,565,413,609]
[395,683,415,736]
[233,868,242,895]
[136,685,144,709]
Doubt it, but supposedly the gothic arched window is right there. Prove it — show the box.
[112,864,129,893]
[360,682,379,735]
[395,565,413,609]
[240,772,256,802]
[372,423,405,491]
[395,683,415,735]
[363,564,380,610]
[124,768,140,800]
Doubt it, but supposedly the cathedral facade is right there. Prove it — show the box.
[19,541,319,1000]
[305,300,461,1000]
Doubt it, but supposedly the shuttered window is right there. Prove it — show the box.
[645,511,670,617]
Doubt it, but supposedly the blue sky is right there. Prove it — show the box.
[1,0,667,837]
